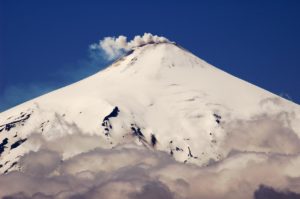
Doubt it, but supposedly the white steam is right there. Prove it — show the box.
[90,33,170,60]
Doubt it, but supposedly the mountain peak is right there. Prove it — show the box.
[108,41,208,76]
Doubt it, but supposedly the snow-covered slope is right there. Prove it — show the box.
[1,41,300,175]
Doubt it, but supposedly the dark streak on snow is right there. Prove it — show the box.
[188,146,193,158]
[0,113,31,132]
[151,134,157,147]
[176,147,183,152]
[10,138,27,150]
[4,161,18,174]
[5,123,16,131]
[131,124,145,140]
[102,106,120,136]
[170,150,174,156]
[0,138,8,156]
[213,113,222,124]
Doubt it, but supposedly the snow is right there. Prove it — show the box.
[0,42,300,176]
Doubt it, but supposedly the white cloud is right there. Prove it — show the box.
[1,136,300,198]
[1,111,300,198]
[90,33,170,61]
[221,113,300,155]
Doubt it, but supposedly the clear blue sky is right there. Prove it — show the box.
[1,0,300,112]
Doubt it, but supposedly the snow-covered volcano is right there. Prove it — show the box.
[1,38,300,198]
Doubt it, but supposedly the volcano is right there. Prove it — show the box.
[0,38,300,198]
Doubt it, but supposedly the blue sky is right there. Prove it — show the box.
[0,0,300,112]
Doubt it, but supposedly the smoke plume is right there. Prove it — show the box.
[90,33,170,60]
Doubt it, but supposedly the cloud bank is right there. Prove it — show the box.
[1,142,300,199]
[90,33,170,60]
[1,111,300,199]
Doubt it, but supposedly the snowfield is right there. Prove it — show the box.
[1,38,300,199]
